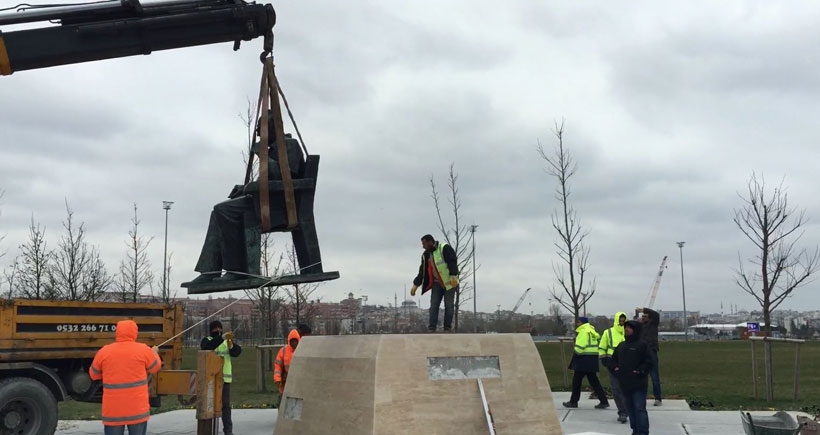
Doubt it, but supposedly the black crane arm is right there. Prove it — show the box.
[0,0,275,75]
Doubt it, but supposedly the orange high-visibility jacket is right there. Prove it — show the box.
[273,329,301,393]
[89,320,162,426]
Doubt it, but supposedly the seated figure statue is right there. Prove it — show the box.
[186,116,309,286]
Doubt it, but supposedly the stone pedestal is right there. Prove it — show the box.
[273,333,563,435]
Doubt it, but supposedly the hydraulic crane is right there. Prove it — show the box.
[510,287,531,315]
[0,0,275,75]
[644,256,669,309]
[0,0,340,293]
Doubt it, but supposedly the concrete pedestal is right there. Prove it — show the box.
[272,333,563,435]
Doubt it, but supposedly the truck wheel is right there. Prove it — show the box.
[0,377,58,435]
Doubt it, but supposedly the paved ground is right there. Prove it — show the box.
[57,393,809,434]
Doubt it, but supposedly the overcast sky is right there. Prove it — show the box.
[2,0,820,317]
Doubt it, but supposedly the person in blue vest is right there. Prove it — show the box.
[200,320,242,435]
[410,234,459,332]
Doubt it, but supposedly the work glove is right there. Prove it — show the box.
[410,285,418,296]
[449,276,459,288]
[152,345,160,353]
[224,331,235,341]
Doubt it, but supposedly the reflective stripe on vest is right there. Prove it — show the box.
[103,379,147,390]
[102,411,151,423]
[431,243,454,291]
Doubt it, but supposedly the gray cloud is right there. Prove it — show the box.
[3,1,820,319]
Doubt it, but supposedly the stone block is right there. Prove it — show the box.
[273,333,563,435]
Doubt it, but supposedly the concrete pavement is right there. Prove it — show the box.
[56,393,809,434]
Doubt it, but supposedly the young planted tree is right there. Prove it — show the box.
[244,234,284,340]
[114,204,154,303]
[3,257,20,299]
[430,163,475,332]
[17,217,52,299]
[49,201,112,301]
[537,121,595,320]
[282,243,320,327]
[733,173,820,334]
[151,252,176,303]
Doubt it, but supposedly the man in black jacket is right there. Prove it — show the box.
[635,306,662,405]
[410,234,459,332]
[200,320,242,435]
[612,320,654,435]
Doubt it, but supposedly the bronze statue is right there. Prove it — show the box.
[182,115,338,294]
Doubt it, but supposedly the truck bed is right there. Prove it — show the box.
[0,299,183,369]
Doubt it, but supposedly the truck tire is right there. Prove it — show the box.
[0,377,58,435]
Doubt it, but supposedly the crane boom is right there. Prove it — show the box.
[511,288,531,315]
[0,0,275,76]
[645,256,668,308]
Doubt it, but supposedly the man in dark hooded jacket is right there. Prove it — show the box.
[612,320,654,435]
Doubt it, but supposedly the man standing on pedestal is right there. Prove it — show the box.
[409,234,459,332]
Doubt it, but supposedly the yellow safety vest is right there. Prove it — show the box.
[430,243,456,291]
[574,324,600,356]
[208,337,233,383]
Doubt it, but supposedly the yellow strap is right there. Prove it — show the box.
[0,35,11,76]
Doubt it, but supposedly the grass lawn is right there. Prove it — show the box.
[59,340,820,419]
[537,340,820,412]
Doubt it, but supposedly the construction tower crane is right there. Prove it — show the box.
[644,256,669,309]
[511,288,531,315]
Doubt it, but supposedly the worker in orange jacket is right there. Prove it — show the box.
[89,319,161,435]
[273,329,301,396]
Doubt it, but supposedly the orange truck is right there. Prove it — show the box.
[0,298,185,434]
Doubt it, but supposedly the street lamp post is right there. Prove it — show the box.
[677,241,688,341]
[470,224,478,333]
[361,295,368,334]
[162,201,174,299]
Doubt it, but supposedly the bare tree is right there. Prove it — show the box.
[49,201,91,301]
[114,204,154,302]
[151,252,176,303]
[244,234,284,340]
[430,162,475,332]
[538,121,595,320]
[733,173,820,334]
[84,248,113,301]
[3,257,20,299]
[282,243,320,326]
[49,200,112,301]
[17,217,52,299]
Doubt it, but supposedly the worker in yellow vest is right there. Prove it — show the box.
[410,234,459,332]
[599,312,629,423]
[201,320,242,435]
[563,317,610,409]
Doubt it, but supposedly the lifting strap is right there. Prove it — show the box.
[248,56,298,232]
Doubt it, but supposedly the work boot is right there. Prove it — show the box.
[654,399,662,406]
[562,401,578,408]
[594,402,610,409]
